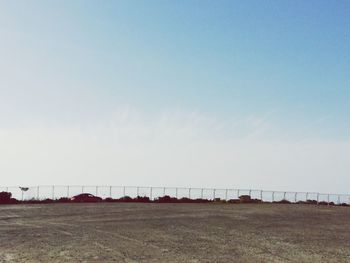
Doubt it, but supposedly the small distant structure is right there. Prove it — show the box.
[19,187,29,201]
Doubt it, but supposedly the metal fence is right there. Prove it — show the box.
[1,185,350,205]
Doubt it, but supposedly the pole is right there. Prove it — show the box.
[67,186,70,198]
[37,186,40,200]
[109,186,112,198]
[150,187,153,200]
[52,185,55,200]
[327,194,330,205]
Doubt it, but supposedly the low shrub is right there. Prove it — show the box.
[118,196,133,202]
[155,195,178,203]
[134,196,151,203]
[274,199,291,204]
[0,192,13,204]
[227,199,240,203]
[57,197,71,203]
[306,199,317,205]
[318,201,329,205]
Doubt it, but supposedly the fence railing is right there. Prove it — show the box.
[1,185,350,205]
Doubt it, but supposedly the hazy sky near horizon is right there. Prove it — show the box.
[1,1,350,193]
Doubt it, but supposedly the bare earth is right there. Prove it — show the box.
[1,203,350,263]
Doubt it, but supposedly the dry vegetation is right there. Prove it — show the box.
[1,203,350,262]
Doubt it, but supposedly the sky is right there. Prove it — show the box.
[0,1,350,193]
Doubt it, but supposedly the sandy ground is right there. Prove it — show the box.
[0,203,350,263]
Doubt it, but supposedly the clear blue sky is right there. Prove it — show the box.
[0,1,349,192]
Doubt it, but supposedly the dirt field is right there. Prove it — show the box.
[1,203,350,263]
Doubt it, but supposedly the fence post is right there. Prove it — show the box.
[82,186,84,193]
[283,192,286,200]
[213,189,216,200]
[306,192,309,201]
[136,187,139,197]
[123,186,126,197]
[96,186,98,196]
[317,193,319,205]
[37,186,40,200]
[237,189,240,199]
[272,191,274,202]
[327,194,330,205]
[338,195,340,205]
[67,186,70,198]
[150,187,153,200]
[249,189,252,197]
[225,189,228,200]
[163,187,166,196]
[295,192,297,203]
[109,186,112,198]
[260,190,263,201]
[201,188,203,199]
[175,188,178,199]
[52,185,55,200]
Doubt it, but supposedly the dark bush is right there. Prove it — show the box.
[318,201,329,205]
[134,196,150,203]
[317,201,334,206]
[274,199,291,204]
[195,198,211,203]
[306,199,318,205]
[0,192,12,204]
[227,199,240,203]
[239,195,251,203]
[155,195,178,203]
[179,197,194,203]
[9,198,20,204]
[24,198,41,204]
[118,196,133,202]
[57,197,71,203]
[71,193,102,203]
[238,195,262,204]
[41,198,54,203]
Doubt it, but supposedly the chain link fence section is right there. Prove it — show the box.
[1,186,350,205]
